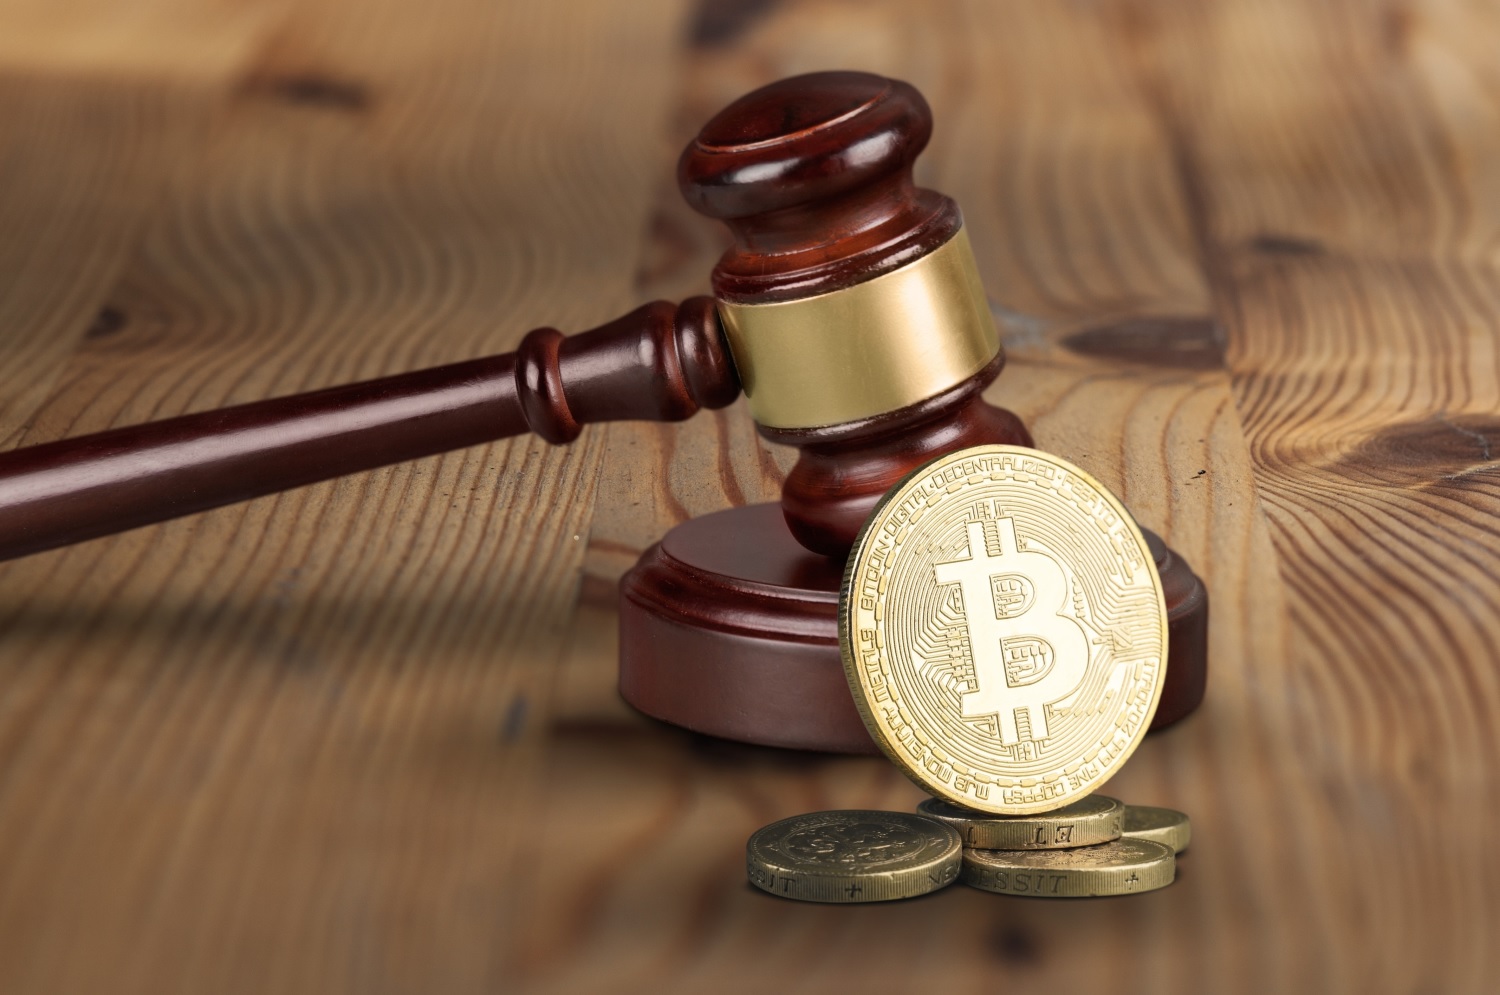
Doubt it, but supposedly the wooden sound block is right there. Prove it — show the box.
[618,503,1207,754]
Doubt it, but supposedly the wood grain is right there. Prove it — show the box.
[0,0,688,991]
[2,0,1498,991]
[0,0,279,445]
[1120,1,1500,989]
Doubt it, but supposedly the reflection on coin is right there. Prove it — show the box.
[961,838,1175,898]
[840,445,1169,815]
[746,810,961,903]
[917,794,1123,850]
[1122,805,1192,854]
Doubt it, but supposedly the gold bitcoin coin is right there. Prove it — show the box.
[840,445,1168,815]
[746,810,961,903]
[917,794,1123,850]
[1122,805,1192,854]
[961,838,1175,898]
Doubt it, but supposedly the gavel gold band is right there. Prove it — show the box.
[717,226,1000,430]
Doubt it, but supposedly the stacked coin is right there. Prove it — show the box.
[918,794,1189,898]
[744,798,1189,902]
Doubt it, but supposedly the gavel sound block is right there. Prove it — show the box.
[0,72,1206,754]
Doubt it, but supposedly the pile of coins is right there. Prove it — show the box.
[745,445,1197,903]
[745,796,1189,902]
[924,794,1188,898]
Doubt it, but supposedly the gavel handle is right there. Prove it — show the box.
[0,297,736,563]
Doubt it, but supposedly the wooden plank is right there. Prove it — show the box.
[0,0,276,444]
[1119,1,1500,989]
[0,1,688,991]
[0,0,273,77]
[539,1,1284,991]
[3,0,1496,989]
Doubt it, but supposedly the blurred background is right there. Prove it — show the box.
[1,0,1498,992]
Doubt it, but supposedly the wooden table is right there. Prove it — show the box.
[2,0,1497,991]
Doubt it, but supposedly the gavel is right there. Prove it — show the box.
[0,72,1207,752]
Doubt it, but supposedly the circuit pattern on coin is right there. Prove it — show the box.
[961,838,1176,898]
[840,446,1168,815]
[746,810,962,903]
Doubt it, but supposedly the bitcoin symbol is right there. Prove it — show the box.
[932,518,1089,745]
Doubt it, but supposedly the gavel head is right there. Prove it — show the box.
[679,70,1032,557]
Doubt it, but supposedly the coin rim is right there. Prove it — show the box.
[959,837,1176,898]
[916,794,1124,850]
[837,444,1170,816]
[1121,804,1193,854]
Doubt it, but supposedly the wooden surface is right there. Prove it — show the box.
[0,0,1497,991]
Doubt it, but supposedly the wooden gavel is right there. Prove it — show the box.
[0,72,1207,750]
[0,71,1027,564]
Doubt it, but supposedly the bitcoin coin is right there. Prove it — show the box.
[961,838,1175,898]
[1122,805,1191,854]
[917,794,1123,850]
[840,445,1168,815]
[746,810,961,903]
